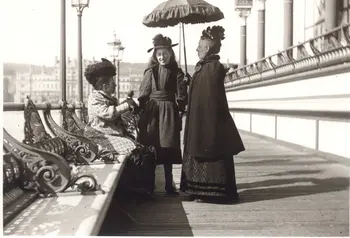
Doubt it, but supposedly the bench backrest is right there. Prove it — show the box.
[3,128,99,194]
[43,102,99,164]
[61,102,86,136]
[23,97,99,164]
[23,97,67,159]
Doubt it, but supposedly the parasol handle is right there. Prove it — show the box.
[182,23,188,75]
[179,24,182,66]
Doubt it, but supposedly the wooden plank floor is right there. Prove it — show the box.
[99,131,349,236]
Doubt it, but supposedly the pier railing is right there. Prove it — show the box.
[225,24,350,91]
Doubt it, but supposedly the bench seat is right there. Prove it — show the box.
[3,155,127,236]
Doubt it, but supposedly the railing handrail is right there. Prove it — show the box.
[229,107,350,122]
[3,102,84,111]
[226,23,350,77]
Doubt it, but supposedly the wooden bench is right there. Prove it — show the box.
[3,97,129,235]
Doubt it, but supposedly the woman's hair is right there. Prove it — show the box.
[92,76,112,90]
[84,58,116,89]
[200,25,226,55]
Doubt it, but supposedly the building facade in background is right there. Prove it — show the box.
[3,70,16,102]
[5,57,144,104]
[14,66,58,103]
[119,74,143,100]
[53,57,97,105]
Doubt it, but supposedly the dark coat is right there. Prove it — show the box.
[138,64,188,164]
[184,55,245,159]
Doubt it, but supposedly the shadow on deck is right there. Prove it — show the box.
[99,131,349,236]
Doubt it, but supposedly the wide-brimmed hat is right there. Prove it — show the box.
[84,58,116,86]
[147,34,178,53]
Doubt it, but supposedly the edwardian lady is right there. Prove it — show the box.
[84,58,139,155]
[180,26,245,203]
[84,58,156,194]
[138,34,188,194]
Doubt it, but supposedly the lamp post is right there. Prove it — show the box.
[71,0,90,119]
[235,0,253,67]
[107,32,125,99]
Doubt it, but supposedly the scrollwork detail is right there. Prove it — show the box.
[44,103,98,164]
[23,96,51,145]
[69,174,99,193]
[3,129,71,194]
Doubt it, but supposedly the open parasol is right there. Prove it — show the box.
[142,0,224,74]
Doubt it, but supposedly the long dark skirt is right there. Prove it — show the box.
[180,153,238,198]
[156,147,182,165]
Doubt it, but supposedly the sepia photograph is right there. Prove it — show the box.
[2,0,350,236]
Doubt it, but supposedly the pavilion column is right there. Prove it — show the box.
[284,0,293,50]
[325,0,338,32]
[237,10,251,66]
[256,0,266,60]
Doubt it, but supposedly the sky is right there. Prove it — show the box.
[3,0,316,66]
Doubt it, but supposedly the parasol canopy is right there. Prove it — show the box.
[142,0,224,27]
[143,0,224,76]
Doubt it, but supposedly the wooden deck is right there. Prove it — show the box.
[99,131,349,236]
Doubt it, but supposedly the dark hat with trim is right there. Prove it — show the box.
[84,58,116,86]
[147,34,178,53]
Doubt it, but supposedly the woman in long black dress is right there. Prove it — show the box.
[138,34,188,194]
[180,26,245,203]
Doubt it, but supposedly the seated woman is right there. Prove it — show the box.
[83,58,138,154]
[83,58,156,194]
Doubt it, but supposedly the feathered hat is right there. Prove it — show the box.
[201,25,226,42]
[84,58,116,86]
[147,34,178,53]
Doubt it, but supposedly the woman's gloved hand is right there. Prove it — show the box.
[183,72,192,85]
[138,95,149,109]
[125,98,139,112]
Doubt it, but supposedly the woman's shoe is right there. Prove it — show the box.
[165,186,179,195]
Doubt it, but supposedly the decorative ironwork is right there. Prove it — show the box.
[285,49,294,62]
[342,26,350,45]
[68,165,98,192]
[259,59,271,71]
[23,96,51,145]
[3,129,99,195]
[323,33,342,51]
[309,39,321,55]
[268,56,277,68]
[4,129,70,193]
[277,52,289,65]
[296,44,310,60]
[44,103,98,165]
[235,0,253,9]
[61,101,86,136]
[3,152,22,192]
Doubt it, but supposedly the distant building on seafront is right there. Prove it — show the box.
[14,66,58,103]
[5,57,147,104]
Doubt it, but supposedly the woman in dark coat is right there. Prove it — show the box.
[180,26,245,203]
[138,34,188,194]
